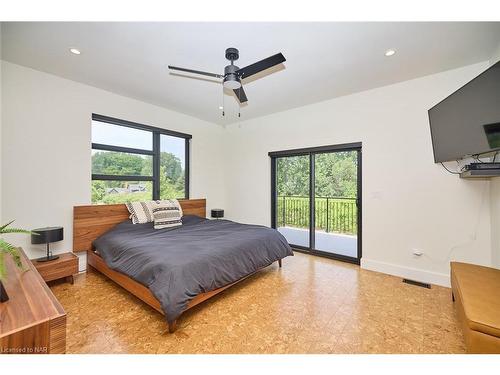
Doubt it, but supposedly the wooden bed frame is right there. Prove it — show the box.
[73,199,281,333]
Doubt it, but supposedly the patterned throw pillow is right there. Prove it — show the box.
[152,200,183,229]
[126,201,154,224]
[149,199,183,215]
[126,200,183,225]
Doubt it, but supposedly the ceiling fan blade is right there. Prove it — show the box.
[234,86,248,103]
[235,53,286,79]
[168,65,223,79]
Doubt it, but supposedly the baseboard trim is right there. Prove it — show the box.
[360,258,450,287]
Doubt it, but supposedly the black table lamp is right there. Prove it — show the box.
[211,209,224,219]
[31,226,63,262]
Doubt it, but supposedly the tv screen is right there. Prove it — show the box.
[428,61,500,163]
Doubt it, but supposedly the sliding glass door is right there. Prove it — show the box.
[270,143,361,263]
[314,151,359,259]
[275,155,310,248]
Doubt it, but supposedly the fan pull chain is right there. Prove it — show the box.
[221,88,225,117]
[238,106,242,128]
[238,88,242,127]
[238,88,241,118]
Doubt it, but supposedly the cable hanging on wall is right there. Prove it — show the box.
[440,161,461,175]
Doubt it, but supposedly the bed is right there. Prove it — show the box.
[73,199,293,332]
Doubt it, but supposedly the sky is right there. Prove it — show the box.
[92,121,186,165]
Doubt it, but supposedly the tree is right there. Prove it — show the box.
[276,152,357,198]
[275,152,358,234]
[161,152,183,184]
[314,152,357,197]
[92,151,146,177]
[91,181,106,202]
[159,166,182,199]
[157,152,185,198]
[91,150,185,203]
[276,156,310,196]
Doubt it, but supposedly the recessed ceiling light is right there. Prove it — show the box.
[385,49,396,57]
[219,106,223,110]
[69,48,81,55]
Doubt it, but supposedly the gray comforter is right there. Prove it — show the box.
[93,215,293,323]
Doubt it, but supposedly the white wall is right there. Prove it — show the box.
[488,46,500,269]
[224,62,492,286]
[0,24,3,223]
[490,179,500,268]
[1,61,227,268]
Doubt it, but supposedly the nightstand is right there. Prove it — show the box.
[34,252,79,284]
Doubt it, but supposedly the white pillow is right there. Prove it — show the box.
[152,200,183,229]
[126,199,183,224]
[150,199,183,216]
[126,201,154,224]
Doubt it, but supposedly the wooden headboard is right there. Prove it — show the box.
[73,199,206,252]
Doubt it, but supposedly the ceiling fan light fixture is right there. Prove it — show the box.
[223,75,241,89]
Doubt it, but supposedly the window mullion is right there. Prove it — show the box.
[185,138,190,199]
[92,143,154,156]
[91,174,153,181]
[153,132,161,200]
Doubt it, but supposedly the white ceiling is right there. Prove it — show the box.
[2,22,500,125]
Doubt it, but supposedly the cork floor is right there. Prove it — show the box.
[50,252,466,354]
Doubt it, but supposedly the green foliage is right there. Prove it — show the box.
[276,151,358,235]
[314,152,357,198]
[159,166,184,200]
[276,156,310,196]
[92,151,149,177]
[91,151,185,203]
[0,221,32,280]
[91,180,106,203]
[276,152,357,198]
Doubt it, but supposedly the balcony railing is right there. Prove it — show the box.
[277,195,357,235]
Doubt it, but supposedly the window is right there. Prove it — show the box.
[91,114,191,204]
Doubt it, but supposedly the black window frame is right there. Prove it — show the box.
[91,113,191,202]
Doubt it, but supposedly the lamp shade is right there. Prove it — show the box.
[211,209,224,219]
[31,227,64,244]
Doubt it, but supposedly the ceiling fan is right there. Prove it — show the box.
[168,48,286,104]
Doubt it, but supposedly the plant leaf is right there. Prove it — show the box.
[0,220,15,232]
[0,228,34,235]
[0,220,32,279]
[0,239,24,272]
[0,253,5,280]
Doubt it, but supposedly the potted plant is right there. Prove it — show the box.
[0,221,33,302]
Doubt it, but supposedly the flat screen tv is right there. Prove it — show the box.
[428,61,500,163]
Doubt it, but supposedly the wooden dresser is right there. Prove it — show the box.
[0,248,66,354]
